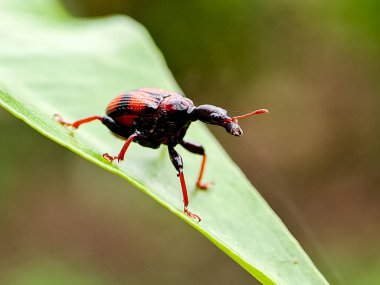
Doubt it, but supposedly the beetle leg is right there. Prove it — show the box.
[54,114,103,129]
[180,141,212,190]
[168,147,201,222]
[103,132,139,163]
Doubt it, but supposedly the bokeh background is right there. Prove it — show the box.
[1,1,380,284]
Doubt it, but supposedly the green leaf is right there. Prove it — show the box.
[0,0,328,284]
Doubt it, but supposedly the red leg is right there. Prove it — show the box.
[103,133,138,162]
[196,154,212,190]
[169,147,201,222]
[54,114,103,129]
[178,171,201,222]
[180,141,212,190]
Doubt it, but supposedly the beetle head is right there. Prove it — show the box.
[190,105,242,136]
[190,104,269,137]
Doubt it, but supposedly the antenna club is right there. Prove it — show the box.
[255,109,270,114]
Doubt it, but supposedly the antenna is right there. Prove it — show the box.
[225,109,269,123]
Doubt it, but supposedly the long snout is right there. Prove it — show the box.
[224,121,243,137]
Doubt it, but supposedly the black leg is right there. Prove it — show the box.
[180,140,212,190]
[168,147,201,222]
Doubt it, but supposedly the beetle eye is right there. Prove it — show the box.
[210,113,220,122]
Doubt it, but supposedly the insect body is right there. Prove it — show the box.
[54,87,268,221]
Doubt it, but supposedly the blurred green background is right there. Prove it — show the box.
[1,1,380,284]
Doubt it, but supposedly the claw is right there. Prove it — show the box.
[184,207,201,222]
[53,113,78,132]
[197,181,213,190]
[53,113,64,123]
[54,114,71,127]
[103,153,118,162]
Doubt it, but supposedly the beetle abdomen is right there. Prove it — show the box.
[106,90,163,117]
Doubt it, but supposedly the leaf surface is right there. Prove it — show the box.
[0,1,328,284]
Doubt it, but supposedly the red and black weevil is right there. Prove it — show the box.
[54,88,268,222]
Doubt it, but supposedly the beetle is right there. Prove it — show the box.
[54,87,268,221]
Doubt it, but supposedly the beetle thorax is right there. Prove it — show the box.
[133,94,194,148]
